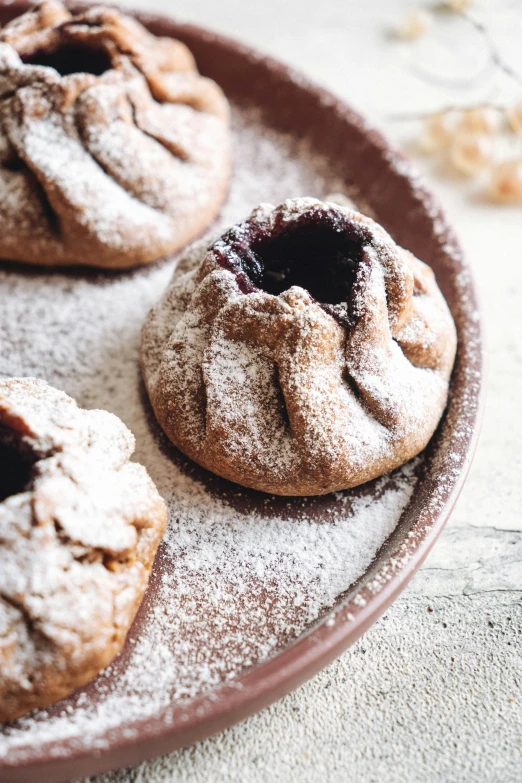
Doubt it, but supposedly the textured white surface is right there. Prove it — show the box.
[85,1,521,781]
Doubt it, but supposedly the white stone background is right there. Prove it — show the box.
[87,1,522,781]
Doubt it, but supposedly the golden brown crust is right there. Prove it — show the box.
[141,198,457,496]
[0,378,167,723]
[0,1,231,268]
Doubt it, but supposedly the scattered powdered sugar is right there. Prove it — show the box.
[0,104,436,760]
[0,461,417,760]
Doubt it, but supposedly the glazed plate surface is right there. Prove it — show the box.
[0,3,484,781]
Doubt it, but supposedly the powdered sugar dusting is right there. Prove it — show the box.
[0,102,480,763]
[0,460,417,759]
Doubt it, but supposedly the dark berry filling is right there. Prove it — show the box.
[21,43,113,77]
[0,435,35,502]
[214,205,373,328]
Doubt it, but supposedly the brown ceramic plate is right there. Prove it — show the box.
[0,2,484,781]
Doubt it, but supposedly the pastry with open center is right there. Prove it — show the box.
[0,378,167,722]
[142,198,457,496]
[0,1,231,268]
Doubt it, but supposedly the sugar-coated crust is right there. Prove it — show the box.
[0,378,167,722]
[142,198,457,496]
[0,1,231,268]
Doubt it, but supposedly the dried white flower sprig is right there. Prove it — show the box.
[392,1,522,204]
[418,106,522,202]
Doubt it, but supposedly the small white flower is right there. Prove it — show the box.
[396,9,432,40]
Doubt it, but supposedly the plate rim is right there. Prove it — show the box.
[0,3,485,781]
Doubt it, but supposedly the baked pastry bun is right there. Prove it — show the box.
[142,198,457,496]
[0,1,231,268]
[0,378,167,723]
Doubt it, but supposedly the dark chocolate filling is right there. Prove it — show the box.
[21,43,113,77]
[215,206,373,329]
